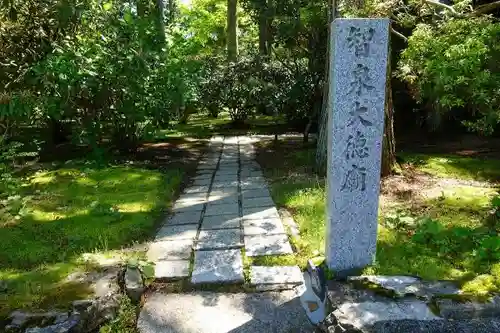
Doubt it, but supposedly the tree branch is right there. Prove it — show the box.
[391,27,408,42]
[423,0,458,14]
[472,1,500,15]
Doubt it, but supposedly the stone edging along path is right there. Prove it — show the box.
[146,135,304,289]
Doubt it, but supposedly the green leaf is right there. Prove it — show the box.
[141,263,155,278]
[103,2,112,11]
[492,196,500,208]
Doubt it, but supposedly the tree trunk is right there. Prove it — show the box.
[258,2,270,56]
[227,0,238,62]
[381,38,397,177]
[155,0,166,45]
[315,0,336,175]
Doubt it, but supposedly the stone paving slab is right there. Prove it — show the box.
[242,206,280,220]
[137,291,315,333]
[201,214,241,230]
[193,173,213,181]
[210,188,238,197]
[207,195,239,205]
[156,224,199,242]
[177,192,207,202]
[243,218,286,235]
[213,175,238,183]
[172,200,205,212]
[196,229,242,250]
[241,188,271,199]
[240,170,264,178]
[215,169,238,176]
[241,196,274,209]
[167,211,202,225]
[192,177,212,186]
[211,180,239,188]
[205,203,239,216]
[240,180,267,190]
[191,249,244,284]
[154,260,190,279]
[197,165,218,171]
[184,185,210,194]
[147,240,193,261]
[244,234,293,256]
[250,266,304,287]
[196,169,215,175]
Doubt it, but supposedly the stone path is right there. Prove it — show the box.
[147,136,302,288]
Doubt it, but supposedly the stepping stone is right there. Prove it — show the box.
[214,175,238,183]
[197,164,217,171]
[243,218,286,235]
[215,169,238,176]
[191,249,244,284]
[167,211,202,225]
[196,229,242,250]
[184,186,210,194]
[205,203,239,216]
[210,188,238,198]
[172,201,205,213]
[242,207,280,220]
[193,178,212,186]
[177,192,207,201]
[241,188,271,199]
[207,195,239,205]
[147,240,193,261]
[201,214,241,230]
[250,266,304,291]
[240,180,267,190]
[245,234,293,256]
[240,170,264,178]
[155,260,190,279]
[156,224,198,242]
[242,196,274,209]
[193,173,213,181]
[211,181,239,188]
[219,164,239,170]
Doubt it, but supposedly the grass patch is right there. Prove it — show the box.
[100,295,139,333]
[249,255,298,267]
[401,153,500,182]
[256,138,500,296]
[0,162,184,318]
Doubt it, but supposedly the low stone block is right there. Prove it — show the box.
[167,210,202,225]
[177,192,207,201]
[196,229,242,250]
[191,249,244,284]
[205,203,239,216]
[244,234,293,256]
[241,188,271,200]
[201,214,241,230]
[155,224,198,242]
[172,200,205,212]
[243,218,286,235]
[250,266,304,288]
[125,267,145,302]
[147,240,193,261]
[436,299,500,319]
[242,196,274,209]
[184,186,210,194]
[155,260,190,279]
[193,178,212,186]
[242,207,280,220]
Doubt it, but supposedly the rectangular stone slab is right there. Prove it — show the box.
[325,18,389,274]
[241,188,271,200]
[172,200,205,212]
[155,224,199,242]
[184,186,210,194]
[250,266,304,286]
[244,234,293,256]
[193,178,212,187]
[207,195,239,205]
[241,196,274,209]
[205,203,239,217]
[191,249,244,284]
[147,240,193,261]
[243,218,286,236]
[201,214,241,230]
[196,229,242,250]
[177,193,207,202]
[242,207,280,220]
[167,210,202,225]
[154,260,190,279]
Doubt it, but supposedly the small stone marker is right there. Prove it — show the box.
[325,18,389,276]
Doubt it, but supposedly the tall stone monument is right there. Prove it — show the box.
[325,19,389,277]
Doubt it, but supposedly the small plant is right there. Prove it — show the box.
[126,258,155,281]
[99,295,138,333]
[476,236,500,262]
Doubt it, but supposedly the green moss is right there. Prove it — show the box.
[0,163,183,318]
